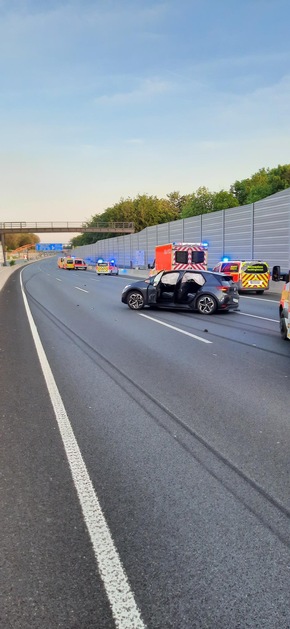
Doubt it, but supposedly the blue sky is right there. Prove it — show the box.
[1,0,290,237]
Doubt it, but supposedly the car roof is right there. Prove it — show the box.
[219,259,267,264]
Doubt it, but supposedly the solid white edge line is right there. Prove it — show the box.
[139,313,212,343]
[20,270,145,629]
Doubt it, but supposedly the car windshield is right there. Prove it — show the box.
[242,263,268,273]
[151,271,164,286]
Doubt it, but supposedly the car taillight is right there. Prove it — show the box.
[216,286,229,292]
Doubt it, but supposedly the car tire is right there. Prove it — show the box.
[280,313,288,340]
[256,290,264,294]
[127,291,145,310]
[196,294,217,315]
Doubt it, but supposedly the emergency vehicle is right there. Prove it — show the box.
[73,258,87,270]
[272,266,290,340]
[150,242,208,274]
[63,257,75,270]
[57,256,65,268]
[96,259,119,275]
[212,259,270,294]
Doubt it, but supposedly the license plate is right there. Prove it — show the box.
[233,298,239,303]
[249,280,262,285]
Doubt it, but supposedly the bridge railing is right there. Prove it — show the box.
[0,221,134,230]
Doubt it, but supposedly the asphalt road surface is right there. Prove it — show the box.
[1,258,290,629]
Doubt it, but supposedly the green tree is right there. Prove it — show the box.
[181,187,214,218]
[70,162,290,247]
[231,164,290,205]
[166,191,189,214]
[5,233,40,250]
[212,190,239,211]
[71,194,179,246]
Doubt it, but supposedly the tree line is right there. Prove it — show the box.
[6,164,289,249]
[71,164,290,247]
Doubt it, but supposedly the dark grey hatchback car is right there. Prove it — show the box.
[121,270,239,314]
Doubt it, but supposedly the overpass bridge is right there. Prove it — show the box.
[0,221,135,265]
[0,221,134,234]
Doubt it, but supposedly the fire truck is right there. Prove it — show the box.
[272,266,290,340]
[150,242,208,274]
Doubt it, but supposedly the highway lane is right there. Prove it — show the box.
[1,258,290,628]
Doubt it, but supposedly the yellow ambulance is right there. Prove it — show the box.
[212,260,270,294]
[57,256,65,268]
[63,257,75,270]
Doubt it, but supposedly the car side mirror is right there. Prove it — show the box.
[272,265,289,282]
[272,265,281,282]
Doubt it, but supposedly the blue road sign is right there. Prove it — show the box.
[36,243,63,251]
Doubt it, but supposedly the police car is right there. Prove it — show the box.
[96,259,119,275]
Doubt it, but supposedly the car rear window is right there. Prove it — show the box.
[212,274,233,284]
[191,250,205,263]
[175,250,188,264]
[67,259,73,263]
[221,263,239,273]
[75,259,82,264]
[220,274,233,283]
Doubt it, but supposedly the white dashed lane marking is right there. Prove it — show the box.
[74,286,89,293]
[139,313,212,343]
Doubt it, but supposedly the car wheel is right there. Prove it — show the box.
[280,313,288,340]
[127,291,145,310]
[256,290,264,294]
[196,294,217,315]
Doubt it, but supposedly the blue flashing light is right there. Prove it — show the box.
[202,241,209,247]
[110,258,115,265]
[222,256,229,263]
[97,258,103,263]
